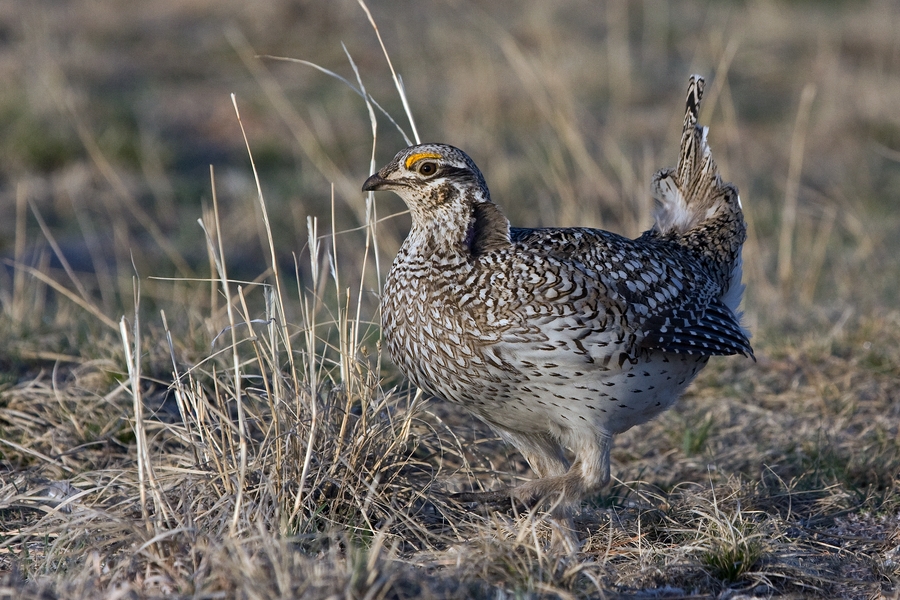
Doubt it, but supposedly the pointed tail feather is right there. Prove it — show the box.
[651,75,740,237]
[676,75,705,194]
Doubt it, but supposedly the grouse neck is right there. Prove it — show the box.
[403,204,473,261]
[409,204,512,259]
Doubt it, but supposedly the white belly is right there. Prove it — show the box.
[460,350,709,439]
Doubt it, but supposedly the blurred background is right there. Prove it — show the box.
[1,0,898,348]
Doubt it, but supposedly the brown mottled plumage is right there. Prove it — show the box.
[362,76,751,512]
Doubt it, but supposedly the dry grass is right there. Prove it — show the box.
[2,0,900,598]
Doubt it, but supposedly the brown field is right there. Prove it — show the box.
[1,1,899,598]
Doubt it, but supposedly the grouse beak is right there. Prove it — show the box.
[362,173,388,192]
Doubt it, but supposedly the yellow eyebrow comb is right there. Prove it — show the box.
[405,152,442,169]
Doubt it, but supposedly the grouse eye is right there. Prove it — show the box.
[417,161,437,176]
